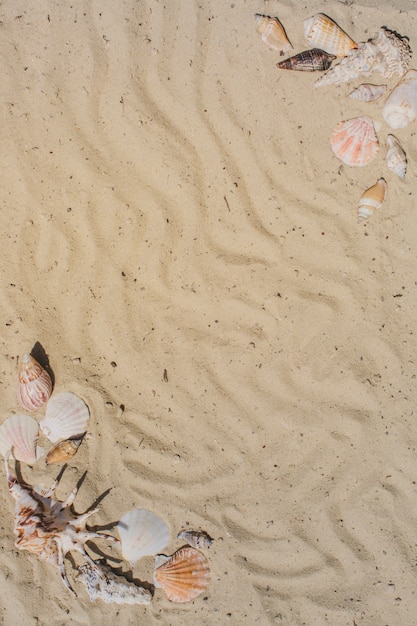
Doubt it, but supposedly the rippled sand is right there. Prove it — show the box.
[1,1,417,624]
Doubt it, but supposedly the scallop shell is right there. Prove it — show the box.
[0,414,42,464]
[153,547,210,603]
[17,353,52,412]
[357,178,387,223]
[254,14,292,55]
[277,49,336,72]
[177,530,213,550]
[118,508,169,564]
[386,134,407,179]
[40,392,89,443]
[45,435,85,465]
[330,116,379,167]
[382,69,417,129]
[303,13,357,57]
[349,83,387,102]
[77,560,152,605]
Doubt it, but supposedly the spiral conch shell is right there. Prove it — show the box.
[45,435,85,465]
[254,14,292,55]
[357,178,387,223]
[303,13,357,57]
[386,134,407,179]
[330,116,379,167]
[277,49,336,72]
[349,83,387,102]
[382,69,417,129]
[17,353,52,412]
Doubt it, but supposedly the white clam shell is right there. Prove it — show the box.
[386,134,407,179]
[40,392,90,443]
[118,508,169,564]
[382,69,417,129]
[17,353,52,412]
[0,414,43,464]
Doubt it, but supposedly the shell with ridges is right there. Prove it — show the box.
[40,392,89,443]
[177,529,213,549]
[277,49,336,72]
[77,560,152,605]
[118,508,169,564]
[382,69,417,129]
[330,116,379,167]
[0,414,42,464]
[357,178,387,223]
[349,83,387,102]
[386,134,407,179]
[303,13,357,57]
[254,14,292,55]
[46,435,85,465]
[17,353,52,412]
[153,547,210,603]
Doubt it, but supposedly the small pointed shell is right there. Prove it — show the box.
[277,49,336,72]
[153,547,210,603]
[358,178,387,223]
[45,435,84,465]
[17,353,52,412]
[40,392,89,443]
[303,13,357,57]
[330,116,379,167]
[386,134,407,179]
[177,530,213,550]
[349,83,387,102]
[0,414,41,464]
[118,509,169,564]
[382,69,417,129]
[254,14,292,55]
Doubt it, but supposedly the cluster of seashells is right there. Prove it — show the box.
[1,351,212,605]
[255,12,415,222]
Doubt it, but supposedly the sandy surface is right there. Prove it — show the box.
[0,1,417,624]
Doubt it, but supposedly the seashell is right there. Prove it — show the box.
[254,14,292,55]
[177,529,213,550]
[330,116,379,167]
[386,134,407,179]
[315,27,412,88]
[303,13,357,57]
[277,49,336,72]
[0,414,42,464]
[153,547,210,603]
[349,83,387,102]
[357,178,387,223]
[40,392,89,443]
[77,560,152,605]
[382,69,417,129]
[17,353,52,412]
[45,434,85,465]
[118,508,169,564]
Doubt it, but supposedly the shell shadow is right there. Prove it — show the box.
[30,341,55,389]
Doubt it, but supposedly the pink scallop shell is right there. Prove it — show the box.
[330,116,379,167]
[0,414,42,464]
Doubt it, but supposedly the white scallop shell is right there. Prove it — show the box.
[118,508,169,565]
[386,134,407,179]
[40,392,90,443]
[382,69,417,130]
[0,414,43,464]
[330,116,379,167]
[17,353,52,412]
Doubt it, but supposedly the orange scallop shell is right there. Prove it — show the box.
[153,547,210,603]
[17,354,52,412]
[330,116,379,167]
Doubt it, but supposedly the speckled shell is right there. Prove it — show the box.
[303,13,357,57]
[277,49,336,72]
[386,134,407,179]
[330,116,379,167]
[77,560,152,605]
[177,530,213,549]
[118,509,169,564]
[40,392,89,443]
[45,435,84,465]
[153,547,210,603]
[357,178,387,223]
[254,14,292,55]
[349,83,387,102]
[382,69,417,129]
[17,353,52,412]
[0,414,41,464]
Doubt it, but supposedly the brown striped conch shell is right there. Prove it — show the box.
[382,69,417,129]
[153,546,210,603]
[118,508,169,564]
[386,134,407,179]
[357,178,387,223]
[330,116,379,167]
[277,49,336,72]
[177,529,213,550]
[40,392,89,443]
[254,14,292,55]
[17,353,52,412]
[349,83,387,102]
[45,434,85,465]
[0,414,43,464]
[77,560,152,605]
[303,13,357,57]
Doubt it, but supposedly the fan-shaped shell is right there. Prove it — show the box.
[330,116,379,167]
[386,134,407,179]
[0,414,41,464]
[153,547,210,603]
[118,509,169,564]
[40,392,89,443]
[17,353,52,412]
[46,435,84,465]
[357,178,387,223]
[303,13,357,57]
[349,83,387,102]
[277,49,336,72]
[254,14,292,55]
[382,69,417,130]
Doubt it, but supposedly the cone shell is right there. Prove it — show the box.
[0,414,41,464]
[254,14,292,55]
[45,435,84,465]
[277,49,336,72]
[349,83,387,102]
[177,530,213,550]
[330,116,379,167]
[40,392,89,443]
[357,178,387,223]
[382,69,417,129]
[153,547,210,603]
[17,353,52,412]
[386,134,407,179]
[303,13,357,57]
[118,509,169,564]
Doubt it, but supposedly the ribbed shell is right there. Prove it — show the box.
[382,69,417,129]
[153,547,210,603]
[17,353,52,412]
[46,435,84,465]
[277,49,336,72]
[386,134,407,179]
[118,508,169,564]
[40,392,89,443]
[357,178,387,223]
[303,13,357,57]
[177,530,213,549]
[330,116,379,167]
[349,83,387,102]
[254,14,292,55]
[0,414,41,464]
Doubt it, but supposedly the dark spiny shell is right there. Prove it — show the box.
[277,48,336,72]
